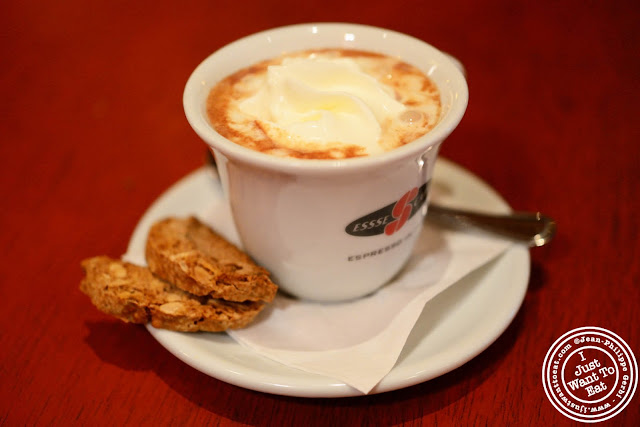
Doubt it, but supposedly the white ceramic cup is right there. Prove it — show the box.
[183,23,468,302]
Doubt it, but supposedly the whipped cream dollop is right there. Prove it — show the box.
[207,49,441,159]
[238,56,407,155]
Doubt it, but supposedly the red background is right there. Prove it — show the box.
[1,1,638,425]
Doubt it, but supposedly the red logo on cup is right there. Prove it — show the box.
[345,184,427,237]
[384,187,418,236]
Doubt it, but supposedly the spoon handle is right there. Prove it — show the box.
[427,204,557,247]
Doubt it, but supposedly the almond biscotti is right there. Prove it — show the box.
[80,256,265,332]
[145,216,278,302]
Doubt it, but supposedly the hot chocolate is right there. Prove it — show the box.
[206,49,441,159]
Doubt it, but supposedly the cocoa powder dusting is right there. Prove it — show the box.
[205,48,441,159]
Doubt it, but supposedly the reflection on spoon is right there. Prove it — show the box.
[426,204,556,247]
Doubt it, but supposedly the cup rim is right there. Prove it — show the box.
[183,22,468,175]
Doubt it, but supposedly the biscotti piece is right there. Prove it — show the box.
[79,256,264,332]
[145,216,278,302]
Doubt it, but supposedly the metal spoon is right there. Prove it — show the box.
[426,204,556,247]
[204,151,556,247]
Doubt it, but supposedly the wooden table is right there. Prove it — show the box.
[2,1,638,425]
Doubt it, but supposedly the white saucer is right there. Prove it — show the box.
[126,158,530,398]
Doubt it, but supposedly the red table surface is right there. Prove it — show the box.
[1,1,639,425]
